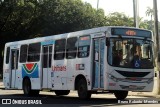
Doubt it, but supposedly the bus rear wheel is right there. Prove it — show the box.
[77,79,91,99]
[55,90,70,96]
[114,91,128,100]
[23,78,32,96]
[23,78,40,96]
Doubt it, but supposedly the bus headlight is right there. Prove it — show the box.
[108,74,118,82]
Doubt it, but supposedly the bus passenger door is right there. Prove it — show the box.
[10,49,19,88]
[42,45,52,89]
[92,38,105,89]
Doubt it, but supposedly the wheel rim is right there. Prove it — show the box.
[26,81,29,93]
[79,86,83,92]
[78,83,87,98]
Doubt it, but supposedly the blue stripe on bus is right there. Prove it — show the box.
[41,40,55,45]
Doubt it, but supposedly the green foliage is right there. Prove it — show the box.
[105,12,134,27]
[1,0,107,38]
[37,0,106,36]
[0,0,106,72]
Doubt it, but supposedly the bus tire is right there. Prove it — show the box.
[77,79,91,99]
[55,90,70,96]
[23,78,32,96]
[114,91,128,100]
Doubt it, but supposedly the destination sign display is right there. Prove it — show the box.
[111,28,152,38]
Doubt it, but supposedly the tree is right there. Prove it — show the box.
[105,12,134,27]
[0,0,106,76]
[146,7,154,21]
[145,7,154,31]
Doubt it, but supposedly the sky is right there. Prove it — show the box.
[82,0,160,20]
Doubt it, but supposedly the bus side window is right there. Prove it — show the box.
[27,43,41,62]
[5,47,10,64]
[66,37,77,59]
[20,44,28,63]
[54,39,66,60]
[78,36,90,58]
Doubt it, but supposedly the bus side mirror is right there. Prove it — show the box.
[158,51,160,62]
[106,38,110,46]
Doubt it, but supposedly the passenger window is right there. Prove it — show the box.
[27,43,41,62]
[66,37,77,59]
[20,45,28,63]
[78,36,91,58]
[54,39,66,60]
[6,47,10,64]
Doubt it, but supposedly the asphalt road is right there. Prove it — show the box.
[0,89,159,106]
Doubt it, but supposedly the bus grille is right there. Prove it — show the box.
[115,70,150,77]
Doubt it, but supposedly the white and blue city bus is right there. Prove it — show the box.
[3,26,154,100]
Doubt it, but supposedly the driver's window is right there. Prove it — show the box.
[111,39,123,66]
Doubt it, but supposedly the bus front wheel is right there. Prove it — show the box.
[77,79,91,99]
[114,91,128,100]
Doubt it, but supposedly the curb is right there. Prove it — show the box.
[128,93,160,99]
[0,85,5,90]
[0,87,5,90]
[129,94,160,99]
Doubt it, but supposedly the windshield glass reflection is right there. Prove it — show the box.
[108,38,154,69]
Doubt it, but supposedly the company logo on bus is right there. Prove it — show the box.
[22,63,39,78]
[52,65,66,71]
[126,30,136,36]
[23,63,37,74]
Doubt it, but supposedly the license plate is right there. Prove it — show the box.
[129,85,137,89]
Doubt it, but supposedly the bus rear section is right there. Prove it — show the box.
[3,45,20,89]
[3,43,42,93]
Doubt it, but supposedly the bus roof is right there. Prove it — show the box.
[5,26,152,46]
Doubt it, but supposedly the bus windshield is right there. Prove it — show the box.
[108,38,154,69]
